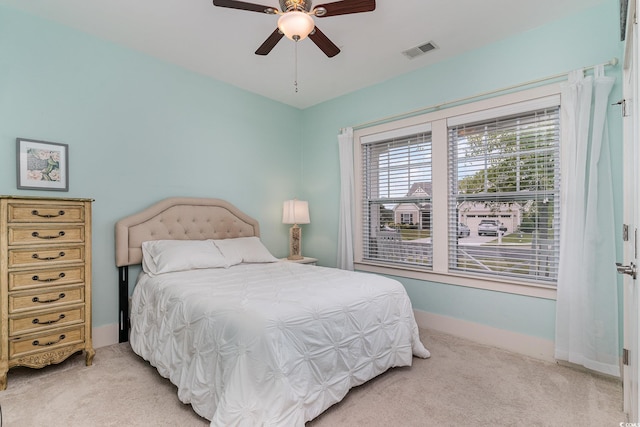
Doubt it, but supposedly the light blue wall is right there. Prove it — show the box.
[300,0,623,342]
[0,6,304,329]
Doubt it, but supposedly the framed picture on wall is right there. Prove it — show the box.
[16,138,69,191]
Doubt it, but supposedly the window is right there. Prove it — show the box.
[448,106,560,283]
[354,85,561,296]
[360,124,433,269]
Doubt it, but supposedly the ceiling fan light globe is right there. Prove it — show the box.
[278,11,314,41]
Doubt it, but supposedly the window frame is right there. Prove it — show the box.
[353,84,562,300]
[447,104,561,283]
[360,123,433,269]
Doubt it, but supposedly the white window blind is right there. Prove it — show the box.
[362,130,433,269]
[448,106,561,283]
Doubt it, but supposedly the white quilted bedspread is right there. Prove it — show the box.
[130,262,429,426]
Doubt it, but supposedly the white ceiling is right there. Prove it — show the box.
[0,0,607,109]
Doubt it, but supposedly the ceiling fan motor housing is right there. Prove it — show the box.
[280,0,312,12]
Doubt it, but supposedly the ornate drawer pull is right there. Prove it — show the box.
[31,210,65,218]
[31,231,65,239]
[32,293,65,304]
[32,252,65,261]
[32,272,66,282]
[32,314,65,325]
[32,334,65,347]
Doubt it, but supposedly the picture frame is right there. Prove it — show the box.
[16,138,69,191]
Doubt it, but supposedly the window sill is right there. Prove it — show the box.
[354,261,557,300]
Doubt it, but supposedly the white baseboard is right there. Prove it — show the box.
[92,323,121,348]
[414,309,555,362]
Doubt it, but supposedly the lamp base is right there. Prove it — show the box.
[288,224,303,260]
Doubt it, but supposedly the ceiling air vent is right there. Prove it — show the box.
[402,41,438,59]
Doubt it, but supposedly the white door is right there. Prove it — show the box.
[622,0,640,420]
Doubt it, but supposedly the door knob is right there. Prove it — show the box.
[616,262,637,279]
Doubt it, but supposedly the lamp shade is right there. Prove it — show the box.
[277,11,315,41]
[282,199,310,225]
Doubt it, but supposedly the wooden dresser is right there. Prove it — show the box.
[0,196,94,389]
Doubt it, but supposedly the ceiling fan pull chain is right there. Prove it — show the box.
[294,40,299,93]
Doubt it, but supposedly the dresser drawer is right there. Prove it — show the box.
[8,245,84,269]
[8,203,85,223]
[8,225,85,246]
[9,286,84,314]
[9,266,85,291]
[9,326,84,360]
[9,306,84,336]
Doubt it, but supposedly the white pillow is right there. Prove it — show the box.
[141,240,229,275]
[213,236,279,264]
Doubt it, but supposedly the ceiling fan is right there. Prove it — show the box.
[211,0,376,58]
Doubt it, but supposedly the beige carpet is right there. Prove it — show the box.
[0,329,625,426]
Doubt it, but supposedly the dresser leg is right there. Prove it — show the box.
[85,348,95,366]
[0,367,7,391]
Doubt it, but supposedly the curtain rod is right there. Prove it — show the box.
[351,57,619,131]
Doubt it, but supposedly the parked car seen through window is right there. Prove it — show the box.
[477,219,507,236]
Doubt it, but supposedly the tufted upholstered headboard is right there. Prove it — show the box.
[114,197,261,342]
[115,197,260,267]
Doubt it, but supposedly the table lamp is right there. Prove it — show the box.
[282,199,310,260]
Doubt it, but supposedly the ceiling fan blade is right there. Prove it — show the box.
[308,26,340,58]
[255,29,285,55]
[314,0,375,17]
[212,0,275,13]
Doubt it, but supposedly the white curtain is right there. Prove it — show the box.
[337,127,355,270]
[555,65,619,376]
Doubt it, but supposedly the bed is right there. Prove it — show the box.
[115,197,429,426]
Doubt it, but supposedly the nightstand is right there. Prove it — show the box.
[280,257,318,265]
